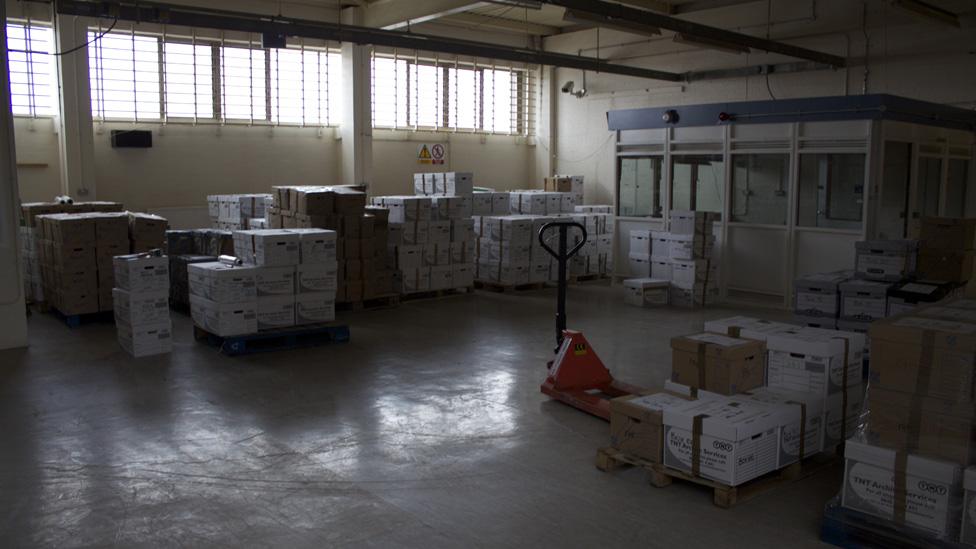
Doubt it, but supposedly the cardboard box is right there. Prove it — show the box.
[867,386,976,465]
[484,216,533,246]
[128,212,168,245]
[650,259,672,280]
[295,292,335,324]
[233,230,300,266]
[190,294,257,336]
[869,313,976,402]
[479,239,531,266]
[471,193,492,216]
[451,219,474,243]
[429,265,454,290]
[452,263,475,288]
[841,440,962,540]
[293,188,335,215]
[117,319,173,357]
[794,270,852,317]
[443,171,473,195]
[623,278,668,307]
[824,385,865,449]
[296,262,338,294]
[428,221,452,246]
[920,217,976,251]
[629,230,651,255]
[490,193,510,215]
[964,468,976,545]
[840,279,892,322]
[649,232,671,260]
[669,233,714,261]
[918,250,975,283]
[187,262,257,303]
[289,228,337,264]
[887,281,958,316]
[627,253,650,277]
[114,253,169,293]
[766,329,862,397]
[662,396,781,486]
[94,212,131,243]
[423,243,451,267]
[669,210,715,236]
[793,314,838,329]
[670,332,765,395]
[855,239,918,282]
[332,187,366,214]
[254,265,296,296]
[45,213,97,246]
[741,387,824,465]
[703,316,801,342]
[256,295,295,331]
[399,268,431,293]
[112,288,169,326]
[609,391,695,463]
[671,259,717,290]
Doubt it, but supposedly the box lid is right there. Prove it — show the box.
[663,379,724,400]
[795,270,854,289]
[888,281,956,301]
[844,439,962,484]
[741,386,825,417]
[797,326,866,360]
[623,278,669,289]
[766,329,847,357]
[611,391,694,418]
[671,332,764,360]
[840,279,893,296]
[663,397,782,441]
[855,239,919,253]
[703,316,796,341]
[869,313,976,350]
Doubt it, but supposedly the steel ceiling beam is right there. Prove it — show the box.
[541,0,847,67]
[54,0,684,82]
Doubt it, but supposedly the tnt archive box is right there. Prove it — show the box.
[855,239,918,282]
[609,391,696,464]
[669,332,766,396]
[233,230,300,266]
[740,387,824,467]
[662,396,782,486]
[841,439,963,540]
[114,253,169,293]
[623,278,669,307]
[188,262,257,303]
[794,270,851,317]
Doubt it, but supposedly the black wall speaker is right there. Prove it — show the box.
[111,130,152,148]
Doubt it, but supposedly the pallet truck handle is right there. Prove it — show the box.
[538,221,587,353]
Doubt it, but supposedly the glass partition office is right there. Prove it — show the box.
[730,154,790,225]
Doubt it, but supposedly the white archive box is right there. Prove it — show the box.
[188,262,257,303]
[382,196,433,223]
[424,243,451,266]
[444,171,473,195]
[428,221,452,246]
[190,294,257,336]
[395,245,424,271]
[112,288,170,326]
[703,316,797,342]
[669,233,714,261]
[256,295,295,331]
[288,228,337,264]
[650,232,671,259]
[629,230,651,255]
[449,241,474,264]
[766,330,860,397]
[854,239,918,282]
[840,279,892,322]
[671,259,717,290]
[471,193,492,216]
[117,319,173,358]
[963,467,976,545]
[233,229,300,266]
[622,278,669,307]
[529,261,550,284]
[650,259,672,280]
[842,440,963,540]
[295,292,336,325]
[296,262,338,294]
[114,253,169,293]
[485,216,534,246]
[399,221,430,245]
[490,192,510,215]
[399,268,431,293]
[740,387,824,466]
[670,210,716,235]
[452,263,475,287]
[662,396,782,486]
[794,270,851,317]
[430,265,454,290]
[254,265,296,296]
[482,238,534,264]
[823,385,864,449]
[628,253,651,277]
[451,219,475,242]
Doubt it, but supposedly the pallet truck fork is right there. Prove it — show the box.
[536,221,644,420]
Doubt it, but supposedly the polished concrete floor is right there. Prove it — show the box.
[0,283,837,547]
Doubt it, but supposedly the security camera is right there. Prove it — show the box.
[561,76,588,98]
[561,81,575,94]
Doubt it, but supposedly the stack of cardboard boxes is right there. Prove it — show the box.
[544,174,584,207]
[164,229,236,310]
[376,195,476,294]
[609,316,865,488]
[793,271,853,329]
[918,217,976,284]
[113,252,172,357]
[207,194,273,230]
[838,298,976,542]
[471,190,511,216]
[628,210,718,307]
[263,186,390,302]
[34,211,167,316]
[19,201,124,303]
[509,191,578,215]
[189,228,338,337]
[413,171,474,196]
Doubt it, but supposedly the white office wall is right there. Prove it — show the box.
[545,0,976,204]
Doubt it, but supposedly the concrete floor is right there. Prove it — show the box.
[0,283,838,547]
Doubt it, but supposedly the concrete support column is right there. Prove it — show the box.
[339,7,372,188]
[54,13,96,199]
[0,2,30,350]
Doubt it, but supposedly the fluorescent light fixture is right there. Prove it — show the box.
[562,9,661,36]
[891,0,961,27]
[483,0,544,8]
[672,32,750,55]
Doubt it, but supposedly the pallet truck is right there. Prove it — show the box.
[537,221,644,420]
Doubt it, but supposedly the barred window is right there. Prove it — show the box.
[88,27,340,126]
[6,22,57,117]
[370,51,535,135]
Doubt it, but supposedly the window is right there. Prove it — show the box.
[671,154,725,214]
[6,22,57,117]
[89,28,340,125]
[916,156,942,218]
[730,154,789,225]
[370,51,534,135]
[797,153,865,229]
[618,157,663,217]
[946,158,971,218]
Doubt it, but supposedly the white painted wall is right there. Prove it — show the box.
[544,0,976,205]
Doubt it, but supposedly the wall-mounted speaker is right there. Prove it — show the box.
[111,130,152,148]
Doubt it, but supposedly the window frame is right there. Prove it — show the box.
[6,20,58,118]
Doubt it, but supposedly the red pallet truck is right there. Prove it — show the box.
[537,221,644,420]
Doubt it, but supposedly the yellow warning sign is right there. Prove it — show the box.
[418,144,432,164]
[573,343,588,356]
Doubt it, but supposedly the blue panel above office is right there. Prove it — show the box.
[606,94,976,133]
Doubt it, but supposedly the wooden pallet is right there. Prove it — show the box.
[595,446,837,509]
[474,280,546,293]
[335,293,400,312]
[401,287,474,301]
[821,499,965,549]
[568,273,610,284]
[50,309,115,328]
[193,323,350,356]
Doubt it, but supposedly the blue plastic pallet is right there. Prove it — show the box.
[193,323,350,356]
[51,309,114,328]
[821,499,966,549]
